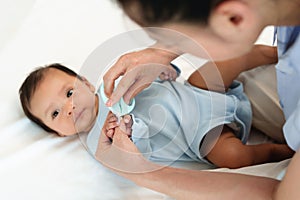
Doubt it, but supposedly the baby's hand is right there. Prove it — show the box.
[120,114,133,137]
[104,112,133,139]
[104,112,119,139]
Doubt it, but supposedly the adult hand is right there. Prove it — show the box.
[96,120,159,173]
[103,46,178,106]
[96,112,159,173]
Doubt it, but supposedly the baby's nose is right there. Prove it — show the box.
[67,106,75,116]
[66,99,75,115]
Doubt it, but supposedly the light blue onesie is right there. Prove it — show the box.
[87,77,252,165]
[275,26,300,151]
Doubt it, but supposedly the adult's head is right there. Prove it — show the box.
[117,0,299,60]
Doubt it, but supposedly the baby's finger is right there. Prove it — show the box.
[118,119,128,132]
[123,115,131,123]
[106,122,119,130]
[125,127,132,136]
[105,112,116,121]
[108,115,118,123]
[106,129,114,138]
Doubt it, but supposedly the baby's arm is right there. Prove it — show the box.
[188,45,278,92]
[204,125,294,169]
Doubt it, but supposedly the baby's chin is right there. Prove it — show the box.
[74,113,97,133]
[57,129,80,137]
[73,126,89,135]
[78,118,97,133]
[57,122,94,136]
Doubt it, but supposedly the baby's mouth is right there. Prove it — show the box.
[74,109,85,123]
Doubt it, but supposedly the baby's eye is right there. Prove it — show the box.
[67,89,73,98]
[52,110,59,119]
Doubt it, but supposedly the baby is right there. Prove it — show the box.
[19,45,293,169]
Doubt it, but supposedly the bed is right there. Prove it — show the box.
[0,0,290,199]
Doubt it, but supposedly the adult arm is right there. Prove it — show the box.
[188,45,278,92]
[275,149,300,199]
[96,120,281,200]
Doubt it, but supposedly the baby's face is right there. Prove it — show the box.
[29,68,98,136]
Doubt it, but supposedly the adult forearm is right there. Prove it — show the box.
[188,45,278,92]
[117,165,279,200]
[274,151,300,200]
[244,45,278,70]
[98,121,281,200]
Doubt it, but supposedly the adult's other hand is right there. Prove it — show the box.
[103,46,178,106]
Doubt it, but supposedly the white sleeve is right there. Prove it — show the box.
[171,53,208,80]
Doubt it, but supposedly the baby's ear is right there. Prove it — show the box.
[81,76,95,92]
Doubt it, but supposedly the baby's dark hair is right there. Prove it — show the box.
[116,0,223,26]
[19,63,81,134]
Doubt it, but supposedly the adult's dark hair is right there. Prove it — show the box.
[116,0,223,26]
[19,63,81,134]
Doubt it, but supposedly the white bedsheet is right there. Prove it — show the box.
[0,0,289,199]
